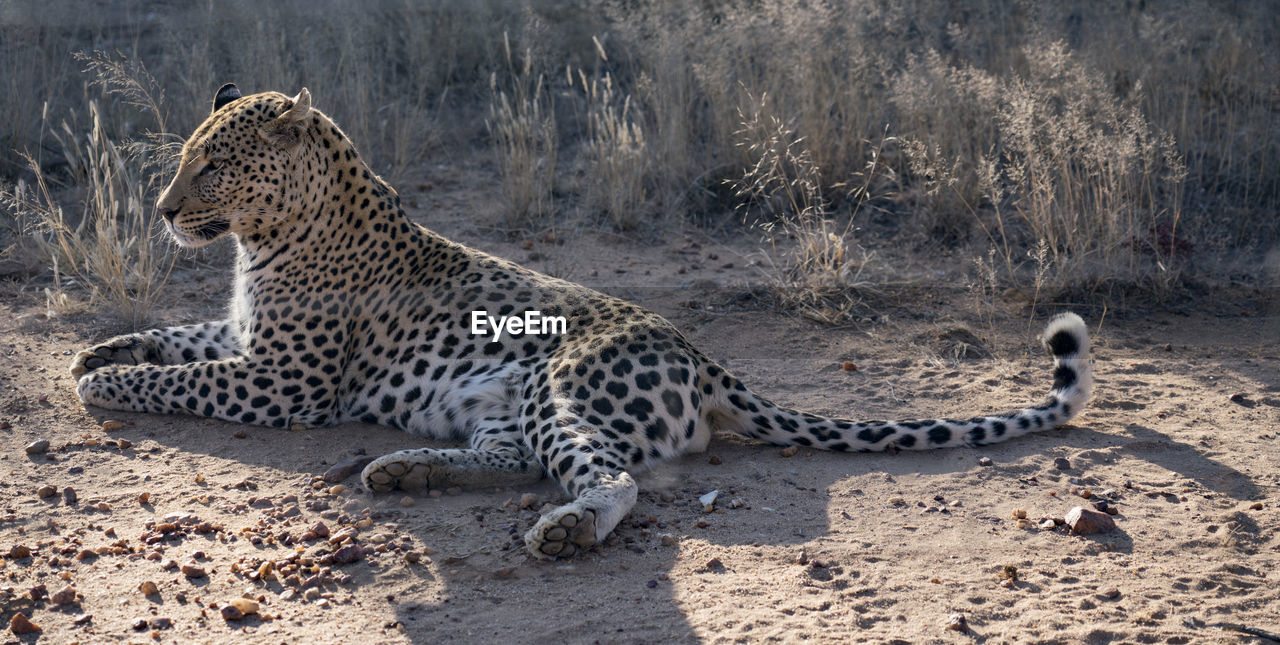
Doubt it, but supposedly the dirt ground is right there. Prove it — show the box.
[1,168,1278,644]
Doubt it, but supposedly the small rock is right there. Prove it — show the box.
[62,487,77,505]
[1010,509,1027,519]
[659,534,677,547]
[1099,587,1121,600]
[330,545,364,564]
[303,588,321,601]
[137,492,150,505]
[405,551,422,564]
[1078,489,1093,499]
[779,446,799,457]
[978,457,993,467]
[310,521,330,538]
[9,545,31,559]
[699,490,718,512]
[232,430,247,439]
[139,581,159,596]
[1247,502,1263,511]
[944,613,968,633]
[428,489,443,498]
[841,361,858,372]
[36,485,57,498]
[328,484,348,496]
[727,497,745,509]
[1039,519,1056,529]
[51,585,77,605]
[708,455,722,465]
[228,597,258,615]
[399,496,415,507]
[131,617,149,630]
[280,589,298,601]
[220,604,244,621]
[10,613,43,634]
[150,617,173,629]
[1065,506,1116,535]
[518,493,538,509]
[181,562,207,578]
[24,440,49,455]
[1053,457,1071,471]
[795,549,809,565]
[101,420,123,430]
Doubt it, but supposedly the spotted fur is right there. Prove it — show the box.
[71,85,1094,559]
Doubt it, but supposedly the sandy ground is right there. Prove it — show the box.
[1,169,1278,644]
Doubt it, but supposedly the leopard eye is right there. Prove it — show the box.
[199,158,226,177]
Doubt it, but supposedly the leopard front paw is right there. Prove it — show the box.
[75,368,124,409]
[70,335,153,379]
[361,451,435,492]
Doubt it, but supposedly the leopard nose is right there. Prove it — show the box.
[158,206,180,222]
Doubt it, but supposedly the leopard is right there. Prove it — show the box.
[71,84,1094,559]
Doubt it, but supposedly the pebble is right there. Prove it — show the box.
[9,613,40,634]
[51,585,77,605]
[708,455,722,465]
[24,440,49,455]
[1010,509,1027,519]
[428,489,444,498]
[36,485,57,498]
[518,493,539,509]
[131,617,149,630]
[227,597,258,615]
[978,457,993,467]
[63,487,77,504]
[1039,519,1056,529]
[945,613,968,633]
[399,496,415,507]
[841,361,858,372]
[101,420,123,431]
[1065,506,1116,535]
[1099,587,1121,600]
[699,490,718,512]
[150,617,173,629]
[181,561,207,578]
[660,534,677,546]
[281,589,298,601]
[310,521,330,538]
[779,446,799,457]
[330,545,364,564]
[329,484,348,495]
[139,581,159,596]
[1053,457,1071,471]
[220,604,244,621]
[9,545,31,559]
[1248,502,1263,511]
[405,552,422,564]
[303,588,321,601]
[138,492,150,505]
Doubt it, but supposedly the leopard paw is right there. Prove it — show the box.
[70,335,153,379]
[361,451,435,492]
[524,505,598,559]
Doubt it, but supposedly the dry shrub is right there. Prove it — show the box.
[574,38,650,230]
[487,32,558,227]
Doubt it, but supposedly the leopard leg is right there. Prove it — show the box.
[361,419,544,492]
[71,320,240,379]
[521,403,640,559]
[75,358,334,427]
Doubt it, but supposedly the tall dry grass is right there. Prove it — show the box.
[1,0,1275,319]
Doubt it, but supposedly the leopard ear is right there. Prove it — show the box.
[212,83,242,114]
[259,88,312,149]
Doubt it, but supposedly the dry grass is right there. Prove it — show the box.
[1,0,1275,320]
